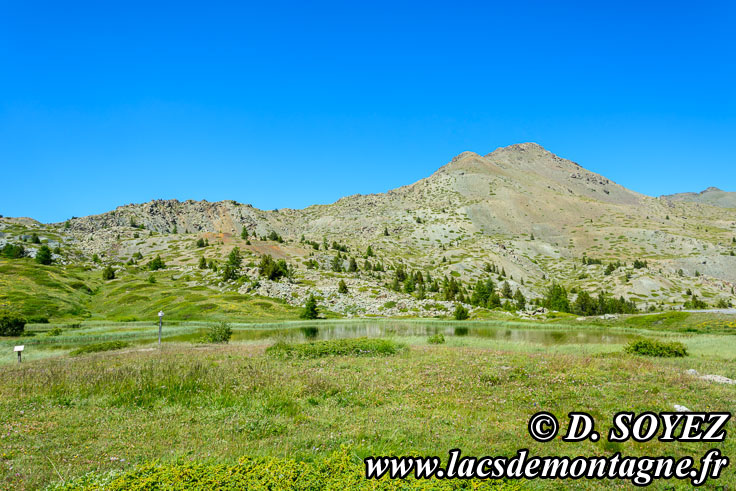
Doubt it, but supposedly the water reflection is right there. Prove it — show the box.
[198,322,636,346]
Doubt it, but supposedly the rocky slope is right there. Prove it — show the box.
[663,187,736,209]
[3,143,736,314]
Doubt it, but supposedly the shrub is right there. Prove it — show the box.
[453,304,469,320]
[266,338,404,359]
[1,243,25,258]
[684,295,707,309]
[70,341,129,356]
[0,311,26,336]
[200,322,232,344]
[259,254,291,281]
[428,333,445,344]
[338,279,348,294]
[26,315,49,324]
[47,327,63,337]
[624,339,688,358]
[147,255,166,271]
[35,245,53,265]
[541,283,570,312]
[102,265,115,280]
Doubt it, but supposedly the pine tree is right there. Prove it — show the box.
[35,245,52,265]
[513,289,526,310]
[227,247,242,269]
[330,255,342,272]
[348,257,358,272]
[501,281,513,298]
[383,227,389,236]
[301,295,319,319]
[241,228,249,240]
[366,245,374,257]
[199,257,207,269]
[338,279,348,294]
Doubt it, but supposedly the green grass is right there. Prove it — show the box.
[48,448,519,490]
[70,340,130,356]
[0,258,302,322]
[266,337,405,358]
[0,329,733,488]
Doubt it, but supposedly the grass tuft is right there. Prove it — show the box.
[70,340,130,356]
[624,339,688,357]
[266,337,405,359]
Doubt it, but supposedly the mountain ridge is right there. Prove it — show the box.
[2,142,735,316]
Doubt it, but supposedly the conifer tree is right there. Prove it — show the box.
[35,245,52,265]
[301,295,319,319]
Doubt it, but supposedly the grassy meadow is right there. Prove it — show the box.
[0,316,734,489]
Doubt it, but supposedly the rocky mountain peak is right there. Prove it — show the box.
[702,187,723,194]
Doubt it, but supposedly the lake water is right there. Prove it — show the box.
[166,321,639,346]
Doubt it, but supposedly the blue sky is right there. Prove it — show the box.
[1,1,734,222]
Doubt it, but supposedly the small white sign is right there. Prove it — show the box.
[14,345,24,352]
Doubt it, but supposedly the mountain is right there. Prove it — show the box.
[2,143,735,318]
[662,187,736,209]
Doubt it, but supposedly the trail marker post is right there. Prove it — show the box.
[158,311,164,347]
[14,345,24,363]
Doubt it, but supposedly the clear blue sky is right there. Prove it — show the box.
[1,1,734,222]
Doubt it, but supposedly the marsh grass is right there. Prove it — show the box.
[70,341,130,356]
[266,337,405,358]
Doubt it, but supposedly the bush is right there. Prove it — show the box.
[0,311,26,336]
[147,255,166,271]
[684,295,707,309]
[1,243,25,258]
[453,304,469,320]
[102,265,115,280]
[259,254,291,281]
[70,341,129,356]
[46,327,63,337]
[200,322,232,344]
[624,339,688,358]
[428,333,445,344]
[266,338,404,359]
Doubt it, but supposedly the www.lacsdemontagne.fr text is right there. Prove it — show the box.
[364,448,728,486]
